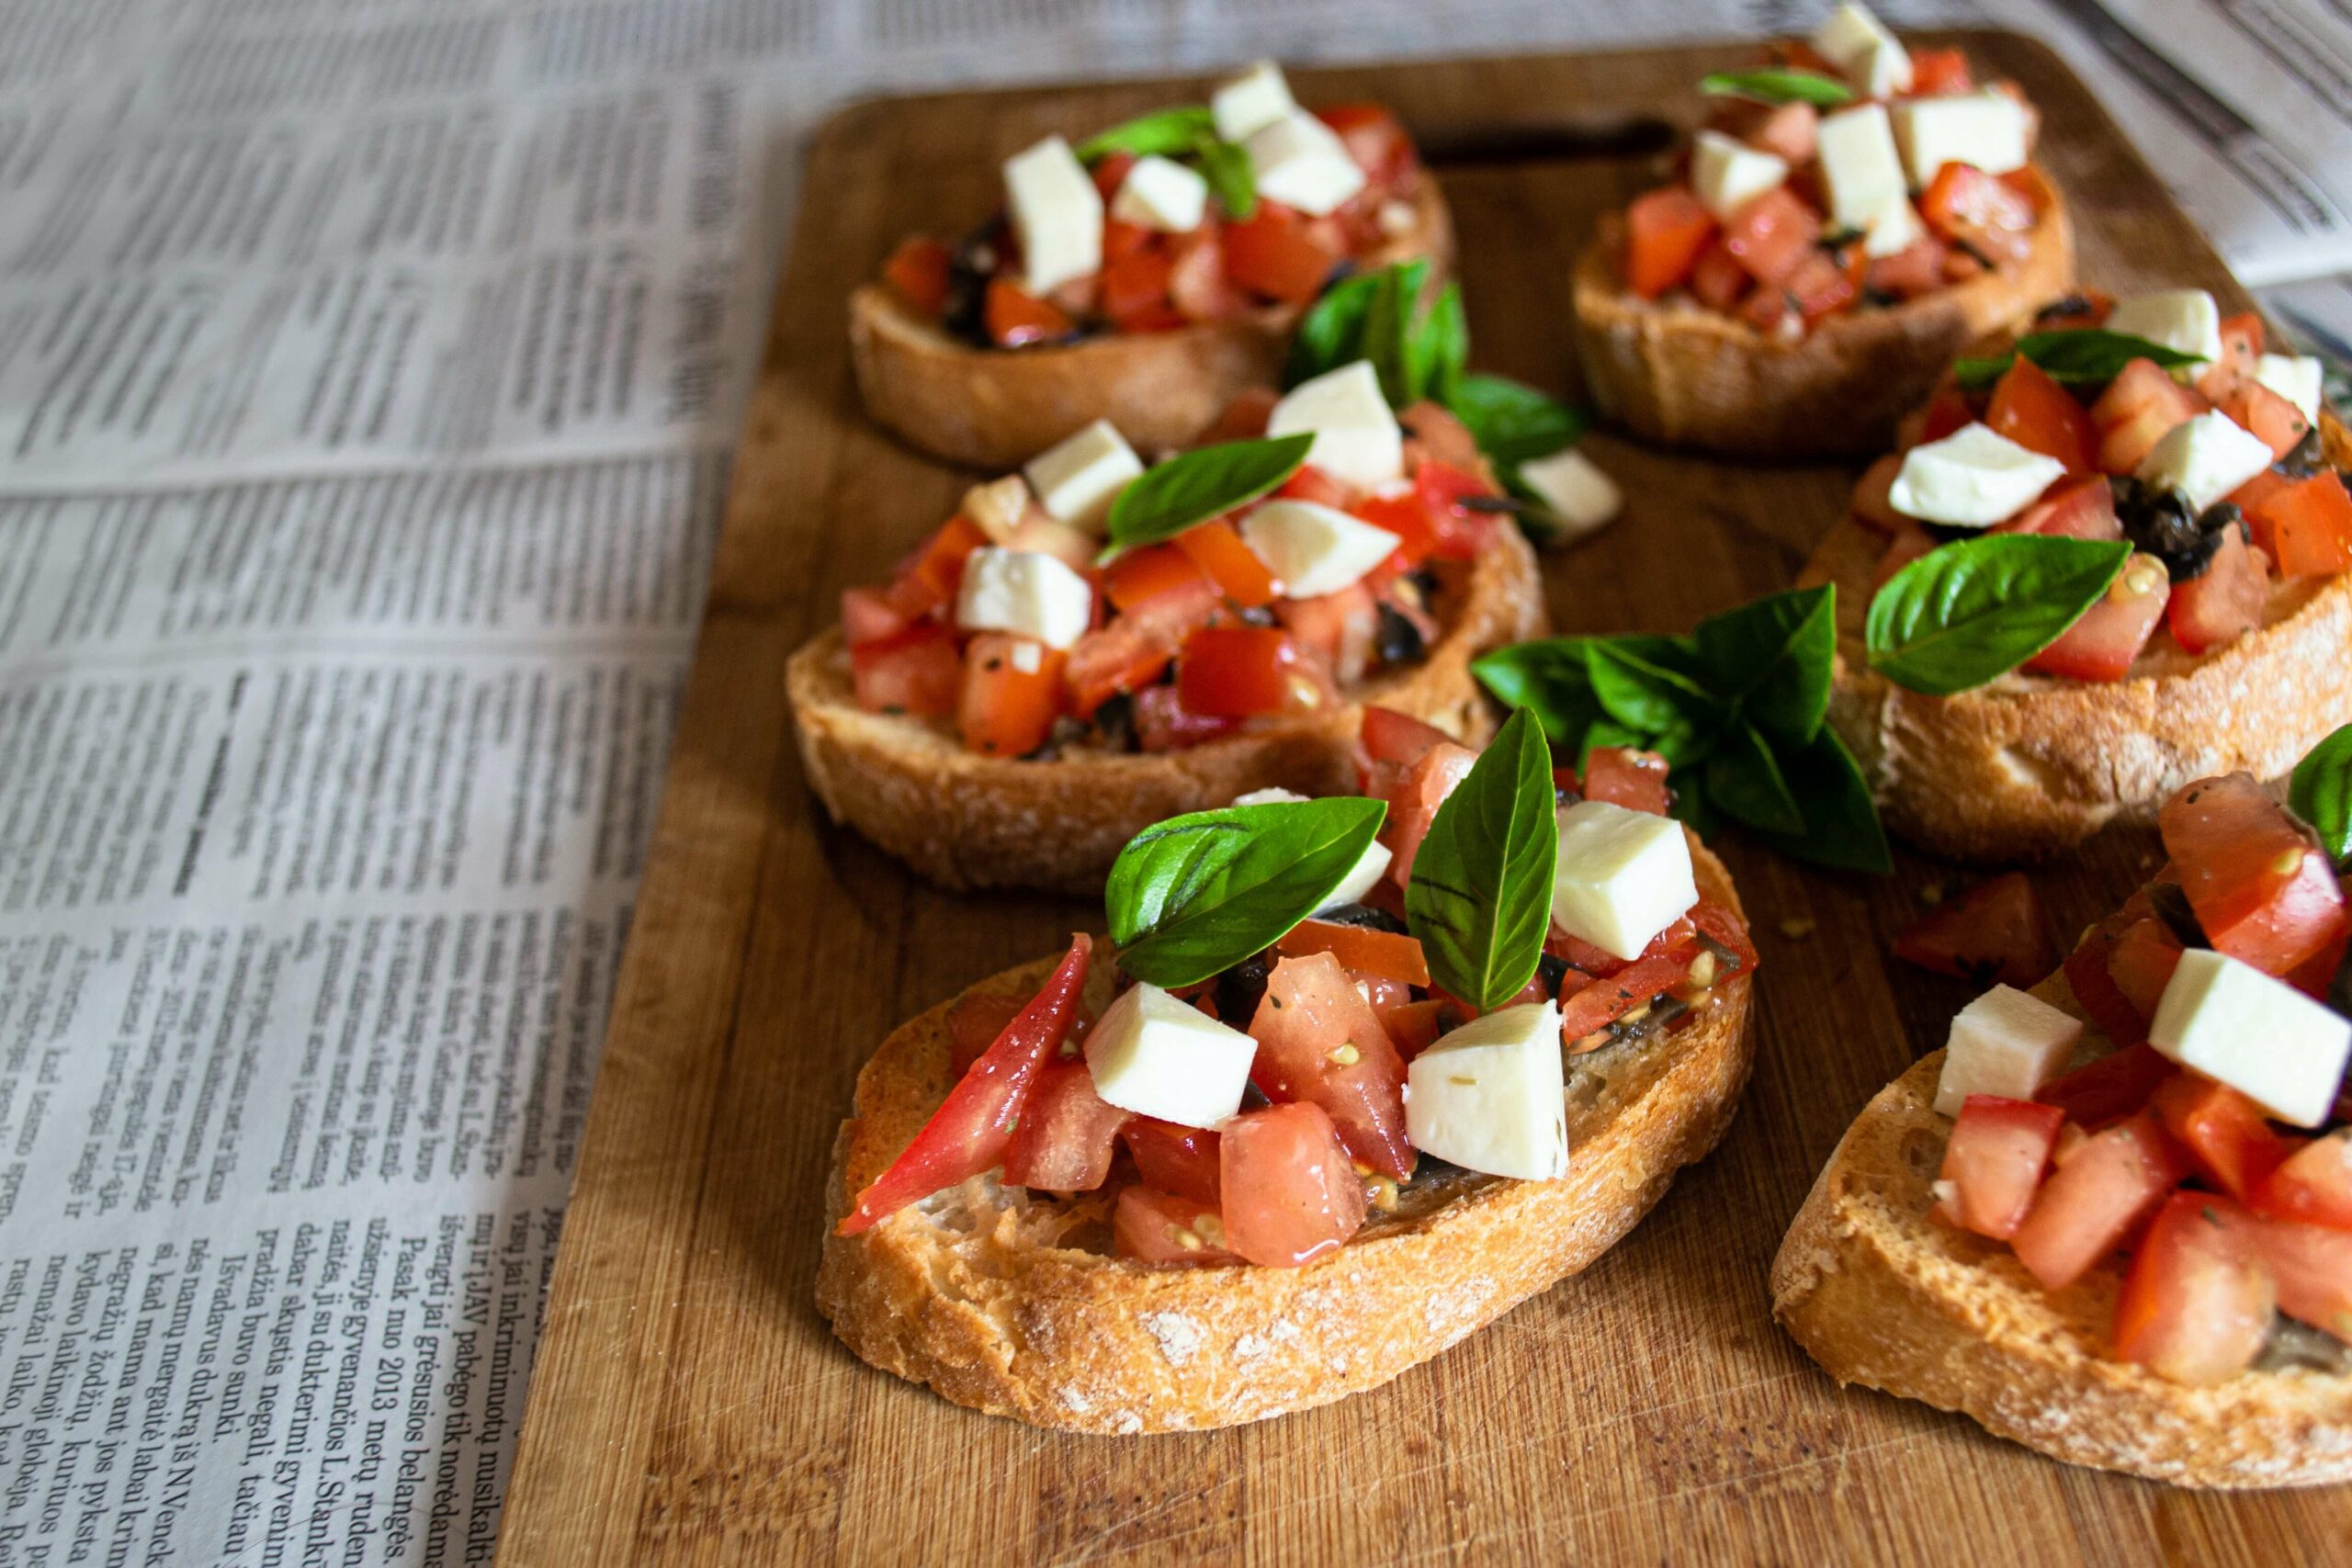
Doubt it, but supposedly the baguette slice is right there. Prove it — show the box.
[1772,981,2352,1487]
[852,176,1455,469]
[1571,167,2074,458]
[787,523,1544,894]
[816,837,1753,1433]
[1805,414,2352,863]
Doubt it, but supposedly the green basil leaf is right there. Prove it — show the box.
[2290,723,2352,866]
[1363,259,1433,407]
[1284,270,1382,388]
[1866,536,2133,697]
[1414,281,1468,407]
[1446,374,1589,466]
[1737,728,1892,874]
[1195,135,1256,220]
[1076,106,1216,160]
[1102,434,1312,557]
[1579,717,1649,763]
[1693,584,1835,746]
[1405,707,1558,1010]
[1668,782,1723,840]
[1585,638,1723,735]
[1108,797,1387,987]
[1473,638,1607,749]
[1952,329,2209,393]
[1704,723,1807,837]
[1698,68,1855,107]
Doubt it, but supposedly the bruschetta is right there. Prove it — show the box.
[1773,760,2352,1486]
[1804,288,2352,863]
[1572,5,2072,457]
[853,61,1453,468]
[818,706,1758,1432]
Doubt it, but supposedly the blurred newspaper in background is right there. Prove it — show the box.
[0,0,2343,1560]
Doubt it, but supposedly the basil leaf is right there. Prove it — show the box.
[1693,584,1835,746]
[1102,434,1312,557]
[1866,536,2133,697]
[1076,106,1216,160]
[1195,136,1256,220]
[1284,270,1382,388]
[1738,728,1892,874]
[1363,259,1433,407]
[1704,723,1806,837]
[1952,329,2208,393]
[1698,69,1855,107]
[1448,374,1589,466]
[1585,638,1723,735]
[1405,707,1558,1010]
[2290,722,2352,866]
[1415,281,1468,407]
[1108,797,1387,987]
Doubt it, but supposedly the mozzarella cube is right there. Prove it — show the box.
[2151,949,2352,1126]
[962,474,1034,543]
[1233,787,1393,908]
[1859,189,1924,257]
[1515,446,1621,541]
[1552,800,1698,964]
[1690,130,1788,221]
[1240,499,1400,598]
[1023,419,1143,531]
[1813,3,1912,93]
[954,547,1093,649]
[1889,422,2066,527]
[1851,36,1913,99]
[2135,411,2275,513]
[1267,361,1402,489]
[2106,289,2222,367]
[1891,93,2030,186]
[1404,1000,1567,1180]
[1816,104,1907,231]
[2256,353,2324,423]
[1003,134,1103,296]
[1244,109,1364,217]
[1085,983,1259,1129]
[1111,153,1208,232]
[1211,60,1295,143]
[1932,985,2084,1117]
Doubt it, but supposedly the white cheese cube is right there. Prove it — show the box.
[1514,446,1620,541]
[1267,360,1402,489]
[1211,60,1295,143]
[1851,36,1913,99]
[1889,422,2065,527]
[1933,985,2084,1117]
[1552,800,1698,964]
[1111,153,1209,232]
[1243,109,1365,218]
[1085,983,1259,1129]
[1233,787,1393,908]
[1859,189,1923,257]
[2106,289,2223,367]
[1022,418,1143,531]
[1003,134,1103,296]
[2135,411,2275,513]
[1690,130,1788,221]
[2151,949,2352,1127]
[1816,104,1907,231]
[962,474,1034,543]
[1404,1000,1567,1180]
[2256,353,2324,423]
[1891,93,2030,187]
[954,547,1094,649]
[1813,3,1912,93]
[1239,499,1400,597]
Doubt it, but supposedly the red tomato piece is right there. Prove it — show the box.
[1866,234,1951,301]
[2112,1191,2274,1385]
[1907,47,1974,94]
[2207,310,2266,392]
[946,988,1027,1076]
[1222,204,1340,304]
[2153,1072,2299,1199]
[837,934,1094,1234]
[1559,951,1699,1048]
[984,276,1075,347]
[1379,998,1453,1061]
[2254,1131,2352,1232]
[1167,226,1239,322]
[2219,379,2311,460]
[2001,472,2121,541]
[1089,150,1137,205]
[1848,454,1907,531]
[1273,919,1431,987]
[1407,461,1496,560]
[1217,1100,1370,1267]
[1104,544,1210,612]
[2008,1111,2189,1291]
[2234,1210,2352,1338]
[957,633,1066,757]
[2089,358,2209,475]
[1174,519,1280,608]
[2105,916,2185,1022]
[1689,237,1748,311]
[1721,186,1820,287]
[1113,1185,1241,1265]
[1063,574,1221,716]
[1131,682,1238,751]
[1623,186,1717,299]
[1361,704,1451,767]
[1937,1095,2067,1241]
[850,622,962,718]
[2166,525,2271,655]
[1177,624,1307,717]
[2023,557,2168,681]
[1247,952,1413,1179]
[1318,103,1417,186]
[2038,1043,2176,1128]
[1987,355,2097,474]
[2248,470,2352,578]
[1101,245,1182,333]
[1892,873,2057,988]
[2160,771,2350,977]
[881,236,953,316]
[841,584,915,648]
[1277,463,1352,509]
[1276,581,1381,686]
[1379,739,1478,887]
[1919,162,2037,266]
[1580,747,1673,816]
[1783,241,1863,321]
[1001,1060,1130,1191]
[1121,1119,1223,1206]
[886,513,990,619]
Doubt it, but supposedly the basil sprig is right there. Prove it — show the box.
[1106,797,1387,987]
[1866,535,2133,696]
[1952,330,2208,393]
[1404,707,1559,1010]
[2290,723,2352,868]
[1101,433,1311,559]
[1698,68,1855,107]
[1474,586,1892,874]
[1074,106,1256,219]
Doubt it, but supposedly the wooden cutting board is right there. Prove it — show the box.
[495,33,2352,1563]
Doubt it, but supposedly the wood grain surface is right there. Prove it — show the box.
[495,34,2352,1564]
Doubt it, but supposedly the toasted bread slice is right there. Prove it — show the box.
[1772,979,2352,1487]
[1804,415,2352,863]
[816,839,1754,1433]
[850,176,1454,469]
[1571,167,2073,458]
[787,523,1544,893]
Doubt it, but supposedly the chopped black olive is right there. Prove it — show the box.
[941,218,1005,347]
[2111,477,2245,581]
[1317,903,1410,935]
[1374,602,1426,664]
[1090,691,1136,750]
[1214,954,1271,1027]
[2148,881,2211,949]
[2272,425,2325,480]
[1237,604,1278,627]
[2033,293,2102,329]
[2328,941,2352,1024]
[1536,952,1569,998]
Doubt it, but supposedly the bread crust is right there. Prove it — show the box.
[787,523,1544,893]
[1571,167,2074,458]
[851,177,1455,469]
[816,840,1754,1434]
[1771,979,2352,1487]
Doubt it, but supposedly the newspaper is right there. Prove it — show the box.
[0,1,2346,1562]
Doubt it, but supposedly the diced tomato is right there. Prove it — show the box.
[984,276,1074,347]
[1721,186,1819,288]
[1276,463,1353,509]
[957,633,1066,757]
[1362,704,1451,767]
[1867,234,1951,301]
[1404,461,1496,561]
[1120,1119,1223,1206]
[1113,1185,1241,1265]
[1167,226,1239,321]
[1173,519,1280,607]
[881,235,953,316]
[946,988,1026,1076]
[841,584,915,648]
[1937,1095,2066,1241]
[1274,919,1431,987]
[2153,1073,2298,1199]
[1846,454,1906,531]
[885,513,990,619]
[1217,1100,1370,1268]
[1689,893,1760,980]
[2233,1210,2352,1338]
[2113,1191,2274,1384]
[1221,203,1340,304]
[2166,525,2271,655]
[1907,47,1974,95]
[1089,149,1137,204]
[2009,1111,2188,1291]
[1581,747,1673,817]
[1379,998,1453,1061]
[1276,581,1381,686]
[2001,472,2120,541]
[1558,951,1695,1047]
[1063,574,1221,716]
[1893,873,2057,988]
[1748,100,1820,163]
[2039,1043,2176,1127]
[1101,245,1184,333]
[1318,103,1417,186]
[1623,186,1717,299]
[837,934,1093,1234]
[2197,310,2266,400]
[1917,386,1976,447]
[1689,237,1748,311]
[2090,359,2209,475]
[1987,355,2097,474]
[1104,544,1210,612]
[2247,470,2352,578]
[2252,1132,2352,1231]
[1379,739,1478,887]
[1919,162,2037,267]
[1131,682,1238,751]
[2024,557,2167,681]
[2160,771,2349,977]
[1248,952,1413,1179]
[1176,624,1308,717]
[1550,915,1693,981]
[1001,1060,1130,1190]
[2219,379,2312,460]
[2106,916,2185,1022]
[851,622,962,718]
[1785,240,1864,321]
